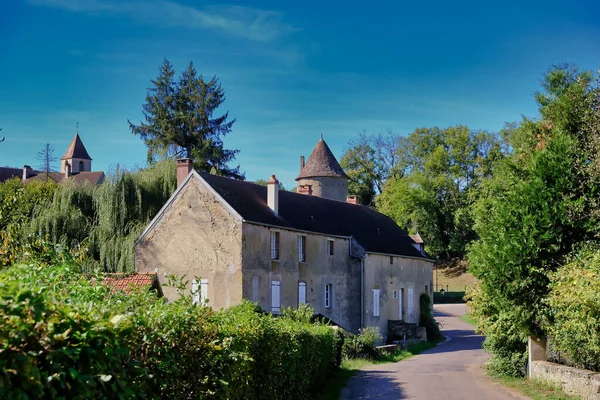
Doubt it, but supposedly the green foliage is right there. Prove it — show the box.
[419,293,441,342]
[548,245,600,372]
[0,264,340,399]
[468,65,600,376]
[0,160,176,272]
[433,291,466,304]
[377,125,504,259]
[129,59,243,179]
[341,326,382,359]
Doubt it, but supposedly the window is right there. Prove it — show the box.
[325,283,332,308]
[78,160,84,172]
[298,282,307,305]
[298,235,306,262]
[271,280,281,312]
[425,285,428,296]
[373,289,380,317]
[270,232,280,260]
[389,256,393,265]
[192,279,208,305]
[327,240,334,256]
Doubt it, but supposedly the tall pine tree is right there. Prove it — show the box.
[129,59,243,179]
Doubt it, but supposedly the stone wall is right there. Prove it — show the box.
[295,176,348,202]
[530,361,600,399]
[135,177,244,307]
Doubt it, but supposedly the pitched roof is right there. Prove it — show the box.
[101,272,163,296]
[296,139,348,180]
[24,171,105,185]
[61,134,92,160]
[0,167,23,183]
[198,173,429,259]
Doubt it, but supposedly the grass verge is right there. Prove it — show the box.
[316,341,437,400]
[497,376,580,400]
[461,312,475,326]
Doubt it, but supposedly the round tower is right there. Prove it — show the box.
[295,137,348,202]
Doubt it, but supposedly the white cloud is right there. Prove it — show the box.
[30,0,297,42]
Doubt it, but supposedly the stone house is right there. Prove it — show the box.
[135,138,434,335]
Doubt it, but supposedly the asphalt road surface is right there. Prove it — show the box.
[339,304,527,400]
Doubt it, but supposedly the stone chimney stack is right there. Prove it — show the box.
[177,159,193,187]
[267,174,279,214]
[22,165,33,181]
[300,156,305,170]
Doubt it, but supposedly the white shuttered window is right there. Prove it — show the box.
[271,232,280,260]
[192,279,208,305]
[192,280,199,305]
[271,280,281,312]
[298,282,307,305]
[373,289,380,317]
[325,283,332,308]
[298,235,306,262]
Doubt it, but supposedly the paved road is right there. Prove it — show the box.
[339,304,527,400]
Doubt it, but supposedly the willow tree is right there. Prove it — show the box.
[129,59,243,179]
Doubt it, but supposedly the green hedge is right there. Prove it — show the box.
[0,263,340,399]
[433,291,466,304]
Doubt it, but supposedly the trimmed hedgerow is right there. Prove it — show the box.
[0,263,340,399]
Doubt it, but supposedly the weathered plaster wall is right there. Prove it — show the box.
[363,254,434,337]
[135,177,243,308]
[296,176,348,202]
[61,158,92,173]
[531,361,600,399]
[242,224,361,332]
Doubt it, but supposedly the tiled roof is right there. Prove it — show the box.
[296,139,348,180]
[61,134,92,160]
[24,171,105,185]
[101,272,162,296]
[199,173,429,259]
[0,167,23,183]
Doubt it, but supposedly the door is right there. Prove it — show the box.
[271,281,281,312]
[407,287,414,322]
[399,288,404,320]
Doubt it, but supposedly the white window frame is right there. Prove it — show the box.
[327,240,334,256]
[373,289,380,317]
[270,231,280,260]
[325,283,332,308]
[192,279,208,305]
[298,235,306,262]
[271,280,281,312]
[298,281,307,305]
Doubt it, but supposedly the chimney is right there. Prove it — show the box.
[22,165,33,181]
[346,195,359,205]
[177,158,193,187]
[300,156,305,170]
[298,184,312,196]
[267,174,279,214]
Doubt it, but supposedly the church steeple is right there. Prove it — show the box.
[60,132,92,174]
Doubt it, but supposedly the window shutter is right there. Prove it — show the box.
[271,281,281,312]
[200,279,208,304]
[191,280,199,305]
[373,289,380,317]
[298,282,307,305]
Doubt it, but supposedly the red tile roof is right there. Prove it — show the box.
[61,134,92,160]
[24,171,105,185]
[101,272,162,296]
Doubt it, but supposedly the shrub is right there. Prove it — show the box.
[548,246,600,372]
[420,293,442,342]
[342,326,382,359]
[0,263,339,399]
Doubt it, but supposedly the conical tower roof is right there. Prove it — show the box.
[61,133,92,160]
[296,138,348,180]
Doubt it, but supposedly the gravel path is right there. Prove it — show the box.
[339,304,527,400]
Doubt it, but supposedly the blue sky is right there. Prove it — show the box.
[1,0,599,188]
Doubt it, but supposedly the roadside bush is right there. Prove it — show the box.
[0,263,339,399]
[342,326,382,359]
[420,293,442,342]
[548,246,600,372]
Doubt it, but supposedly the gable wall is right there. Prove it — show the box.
[363,254,434,338]
[242,223,361,332]
[135,177,243,307]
